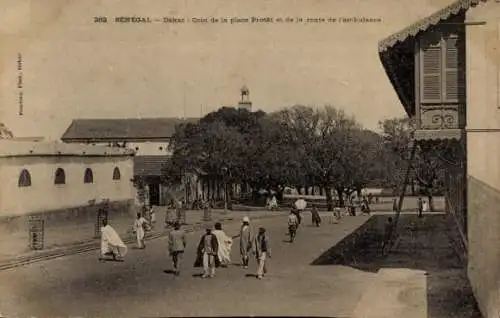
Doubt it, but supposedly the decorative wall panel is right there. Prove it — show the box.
[420,104,462,129]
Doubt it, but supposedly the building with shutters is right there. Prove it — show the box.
[61,117,199,206]
[0,140,135,235]
[378,0,500,315]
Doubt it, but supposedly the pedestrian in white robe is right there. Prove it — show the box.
[239,216,253,268]
[213,222,233,267]
[423,200,429,213]
[267,196,278,210]
[150,206,156,224]
[101,219,127,260]
[133,212,149,249]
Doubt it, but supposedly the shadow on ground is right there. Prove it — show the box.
[311,214,482,318]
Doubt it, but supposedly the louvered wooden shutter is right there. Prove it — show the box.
[444,36,458,101]
[444,35,465,102]
[420,37,443,102]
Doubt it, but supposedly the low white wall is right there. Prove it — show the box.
[0,155,135,217]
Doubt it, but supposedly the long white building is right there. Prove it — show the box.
[0,140,135,234]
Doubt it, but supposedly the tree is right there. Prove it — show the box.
[249,113,305,201]
[378,117,413,192]
[309,106,379,209]
[168,120,247,181]
[198,107,267,184]
[200,107,266,135]
[165,108,270,203]
[266,105,317,196]
[379,117,446,211]
[345,129,387,195]
[166,105,402,210]
[272,105,378,210]
[413,143,447,211]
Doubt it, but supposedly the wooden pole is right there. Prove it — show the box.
[394,142,417,231]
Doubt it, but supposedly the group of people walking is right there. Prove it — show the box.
[190,217,270,279]
[193,222,233,278]
[100,214,271,280]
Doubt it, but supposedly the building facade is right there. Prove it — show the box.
[61,117,198,206]
[0,140,135,234]
[378,0,500,315]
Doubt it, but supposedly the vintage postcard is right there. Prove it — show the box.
[0,0,497,317]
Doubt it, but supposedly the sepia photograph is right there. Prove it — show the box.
[0,0,498,317]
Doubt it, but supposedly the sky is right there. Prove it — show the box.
[0,0,457,140]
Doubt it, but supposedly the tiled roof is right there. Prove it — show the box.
[134,155,170,177]
[0,140,134,157]
[61,117,199,141]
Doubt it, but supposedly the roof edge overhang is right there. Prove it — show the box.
[379,49,415,116]
[378,0,483,52]
[377,0,484,117]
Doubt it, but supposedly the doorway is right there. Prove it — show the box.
[149,183,160,206]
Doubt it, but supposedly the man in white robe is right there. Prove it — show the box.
[134,212,149,249]
[239,216,253,268]
[101,219,127,260]
[212,222,233,267]
[423,200,429,213]
[267,196,278,210]
[150,206,156,225]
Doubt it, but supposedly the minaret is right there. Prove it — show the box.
[237,85,252,111]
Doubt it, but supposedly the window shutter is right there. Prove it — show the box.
[420,37,443,102]
[444,36,463,102]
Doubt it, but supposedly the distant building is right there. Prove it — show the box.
[378,0,500,315]
[61,117,199,206]
[0,140,135,235]
[237,85,252,111]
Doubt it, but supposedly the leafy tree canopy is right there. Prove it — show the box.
[165,105,395,208]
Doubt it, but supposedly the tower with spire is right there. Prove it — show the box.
[237,85,252,112]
